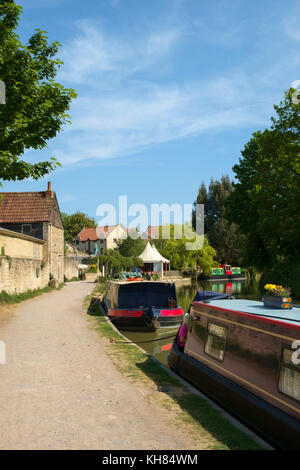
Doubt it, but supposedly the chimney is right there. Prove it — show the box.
[104,225,108,232]
[46,181,54,198]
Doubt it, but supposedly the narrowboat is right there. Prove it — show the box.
[102,281,184,332]
[208,264,246,280]
[168,291,300,449]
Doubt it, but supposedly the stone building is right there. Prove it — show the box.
[75,224,127,255]
[0,182,64,283]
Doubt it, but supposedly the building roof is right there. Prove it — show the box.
[138,242,169,263]
[0,183,63,228]
[78,225,120,242]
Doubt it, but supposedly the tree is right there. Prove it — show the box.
[98,249,143,278]
[117,232,145,258]
[0,1,76,185]
[193,176,246,265]
[227,88,300,269]
[151,224,217,275]
[62,212,97,243]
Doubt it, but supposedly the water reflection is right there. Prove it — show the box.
[123,278,264,366]
[122,327,178,365]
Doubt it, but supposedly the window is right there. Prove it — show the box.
[205,323,227,362]
[22,224,32,235]
[278,347,300,402]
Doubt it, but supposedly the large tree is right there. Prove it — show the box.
[0,1,76,185]
[62,212,97,243]
[117,231,145,258]
[193,176,245,265]
[227,88,300,269]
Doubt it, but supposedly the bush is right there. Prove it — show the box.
[87,265,97,273]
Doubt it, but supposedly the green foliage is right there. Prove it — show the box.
[260,256,300,299]
[227,88,300,269]
[117,231,145,257]
[193,176,246,265]
[62,211,97,243]
[97,249,143,278]
[0,1,76,185]
[151,224,216,275]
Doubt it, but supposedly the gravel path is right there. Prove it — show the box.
[0,281,202,450]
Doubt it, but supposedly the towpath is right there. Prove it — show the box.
[0,280,206,450]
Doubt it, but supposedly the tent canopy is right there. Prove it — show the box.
[138,242,170,264]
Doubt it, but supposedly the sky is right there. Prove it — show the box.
[3,0,300,225]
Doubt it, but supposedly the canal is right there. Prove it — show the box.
[123,278,265,366]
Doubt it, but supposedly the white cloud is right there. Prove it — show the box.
[58,20,181,84]
[49,10,298,167]
[58,21,124,84]
[51,75,270,166]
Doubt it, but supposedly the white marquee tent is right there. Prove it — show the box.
[138,242,170,276]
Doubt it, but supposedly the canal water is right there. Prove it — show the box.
[122,278,264,366]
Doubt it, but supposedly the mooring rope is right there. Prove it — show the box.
[109,334,176,345]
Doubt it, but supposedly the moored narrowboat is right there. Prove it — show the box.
[208,264,246,280]
[168,291,300,449]
[102,281,184,332]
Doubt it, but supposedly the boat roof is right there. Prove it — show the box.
[108,280,175,286]
[199,298,300,327]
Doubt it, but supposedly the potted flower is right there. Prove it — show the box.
[263,284,293,309]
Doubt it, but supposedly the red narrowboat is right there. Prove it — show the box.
[168,291,300,449]
[102,281,184,332]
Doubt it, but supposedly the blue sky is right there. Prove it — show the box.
[4,0,300,223]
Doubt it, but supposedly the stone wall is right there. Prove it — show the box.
[0,228,49,294]
[0,227,82,295]
[64,258,80,280]
[0,257,49,294]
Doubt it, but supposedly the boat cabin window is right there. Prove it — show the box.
[204,323,227,362]
[278,347,300,403]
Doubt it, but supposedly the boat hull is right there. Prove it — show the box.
[104,305,184,332]
[109,314,184,332]
[168,339,300,449]
[206,274,247,281]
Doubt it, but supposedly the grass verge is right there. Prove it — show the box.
[0,283,64,306]
[84,284,265,450]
